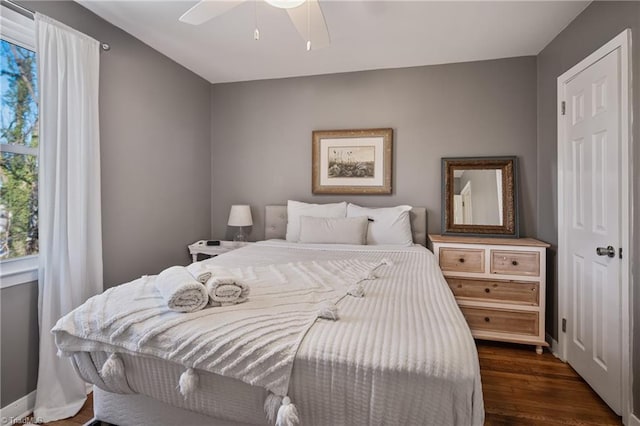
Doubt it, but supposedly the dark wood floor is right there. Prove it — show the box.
[35,341,621,426]
[480,341,621,425]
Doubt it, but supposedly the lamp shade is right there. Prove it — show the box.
[228,205,253,227]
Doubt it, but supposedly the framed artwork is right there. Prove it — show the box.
[312,128,393,194]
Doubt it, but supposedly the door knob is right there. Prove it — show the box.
[596,246,616,258]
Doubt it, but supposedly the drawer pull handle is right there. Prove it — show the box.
[512,260,519,266]
[484,288,490,293]
[484,317,491,322]
[459,258,465,263]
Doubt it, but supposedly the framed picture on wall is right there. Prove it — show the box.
[312,128,393,194]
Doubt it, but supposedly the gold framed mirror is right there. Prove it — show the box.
[441,156,519,238]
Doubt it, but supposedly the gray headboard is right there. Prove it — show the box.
[264,205,428,247]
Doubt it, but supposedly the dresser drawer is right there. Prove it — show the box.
[490,250,540,276]
[439,248,485,273]
[460,306,539,336]
[447,277,539,306]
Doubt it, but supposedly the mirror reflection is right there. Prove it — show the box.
[453,169,503,226]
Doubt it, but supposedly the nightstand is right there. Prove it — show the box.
[430,234,550,354]
[187,240,251,263]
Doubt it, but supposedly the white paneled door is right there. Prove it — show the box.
[561,48,622,414]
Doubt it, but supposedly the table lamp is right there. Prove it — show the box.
[228,205,252,242]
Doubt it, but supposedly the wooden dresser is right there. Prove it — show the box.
[430,234,550,354]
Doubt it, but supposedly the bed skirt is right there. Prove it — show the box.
[93,387,252,426]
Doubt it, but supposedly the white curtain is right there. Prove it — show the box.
[33,13,102,422]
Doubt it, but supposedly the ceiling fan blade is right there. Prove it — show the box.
[286,0,330,50]
[179,1,245,25]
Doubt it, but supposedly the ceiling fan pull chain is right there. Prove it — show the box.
[306,0,311,51]
[254,0,260,40]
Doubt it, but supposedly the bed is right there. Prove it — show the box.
[54,205,484,426]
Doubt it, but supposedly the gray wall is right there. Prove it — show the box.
[210,56,538,242]
[0,0,211,408]
[0,281,38,407]
[536,0,639,415]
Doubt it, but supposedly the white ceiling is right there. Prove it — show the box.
[77,1,590,84]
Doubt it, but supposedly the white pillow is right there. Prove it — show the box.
[298,216,368,245]
[346,203,413,246]
[286,200,347,242]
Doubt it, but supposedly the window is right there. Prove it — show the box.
[0,5,38,286]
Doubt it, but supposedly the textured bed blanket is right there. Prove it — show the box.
[53,257,389,397]
[60,242,484,426]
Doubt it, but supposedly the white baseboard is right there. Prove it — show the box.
[628,413,640,426]
[545,333,561,358]
[0,390,36,425]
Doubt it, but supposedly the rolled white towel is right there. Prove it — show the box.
[156,266,209,313]
[186,263,216,284]
[206,275,250,307]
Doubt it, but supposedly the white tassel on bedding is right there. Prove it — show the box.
[347,283,365,298]
[276,396,299,426]
[155,266,209,313]
[178,367,198,398]
[206,276,250,306]
[317,302,338,320]
[100,353,124,379]
[264,393,283,424]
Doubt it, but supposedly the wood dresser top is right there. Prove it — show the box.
[429,234,551,248]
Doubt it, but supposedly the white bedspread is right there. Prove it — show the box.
[59,241,484,425]
[54,256,388,398]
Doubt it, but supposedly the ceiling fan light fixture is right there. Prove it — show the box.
[265,0,305,9]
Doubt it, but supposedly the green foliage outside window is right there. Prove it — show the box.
[0,39,39,259]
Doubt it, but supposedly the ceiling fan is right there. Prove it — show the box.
[179,0,330,51]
